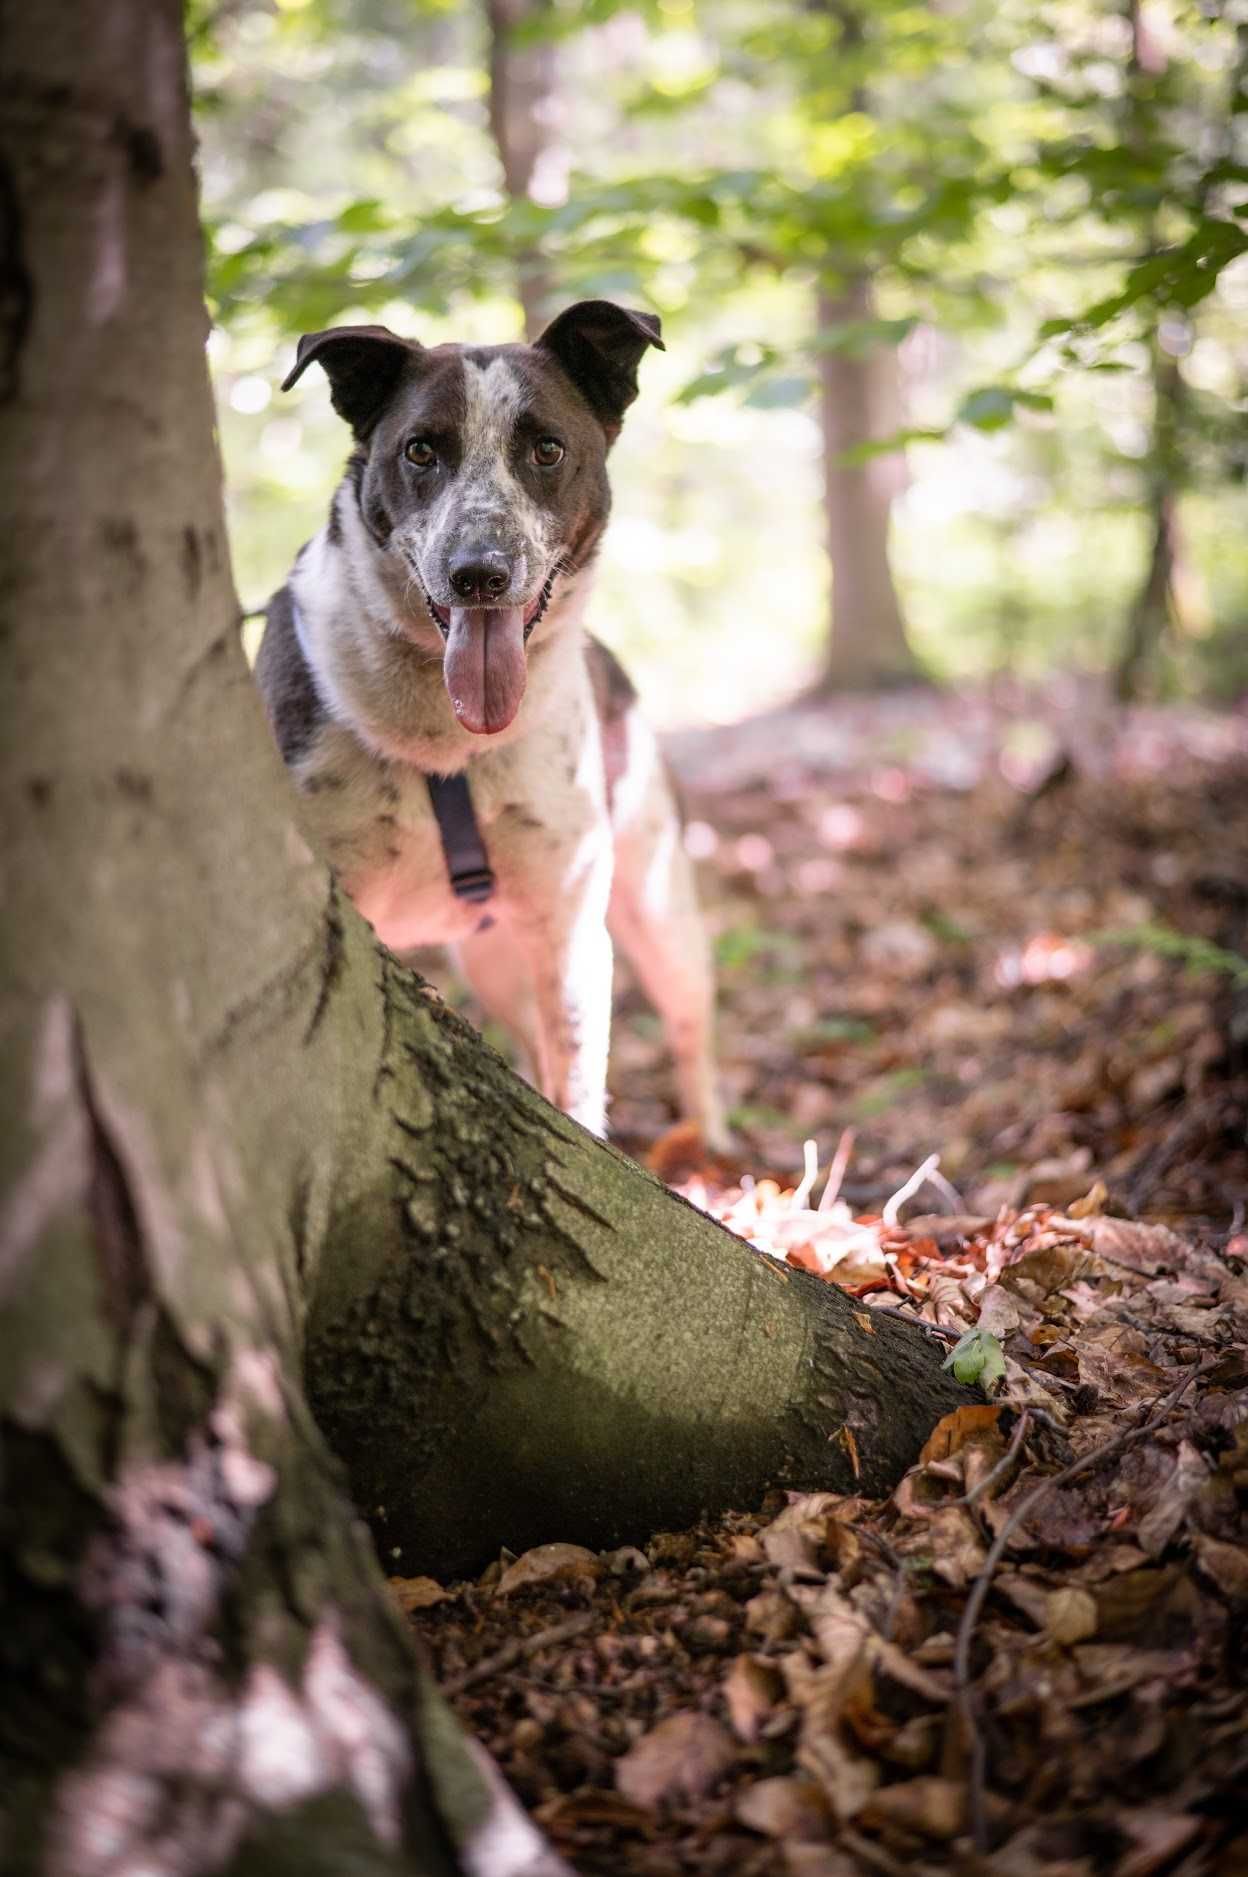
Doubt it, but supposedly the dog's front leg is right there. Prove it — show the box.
[516,858,614,1137]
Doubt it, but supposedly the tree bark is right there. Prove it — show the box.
[1115,468,1177,703]
[815,278,919,691]
[1113,0,1182,704]
[485,0,560,339]
[0,2,965,1868]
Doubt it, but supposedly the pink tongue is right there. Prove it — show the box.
[443,606,528,735]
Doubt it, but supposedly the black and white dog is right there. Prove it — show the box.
[257,299,726,1146]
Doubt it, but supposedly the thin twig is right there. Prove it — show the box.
[951,1409,1031,1509]
[953,1367,1198,1853]
[441,1611,595,1696]
[926,1164,967,1214]
[819,1126,856,1211]
[861,1302,963,1344]
[792,1137,821,1211]
[883,1152,941,1227]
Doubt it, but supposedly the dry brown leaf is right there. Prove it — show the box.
[388,1574,450,1613]
[644,1118,709,1181]
[1090,1564,1190,1640]
[858,1775,967,1842]
[615,1712,736,1809]
[1044,1586,1099,1645]
[919,1402,1006,1465]
[735,1776,832,1841]
[1087,1216,1187,1276]
[495,1543,603,1596]
[1068,1179,1109,1218]
[978,1281,1024,1337]
[1135,1438,1212,1558]
[999,1240,1095,1303]
[744,1587,801,1642]
[723,1653,784,1743]
[782,1846,862,1877]
[796,1727,878,1824]
[1116,1809,1202,1877]
[994,1571,1051,1628]
[793,1582,871,1680]
[914,1505,988,1589]
[1194,1534,1248,1601]
[761,1493,843,1569]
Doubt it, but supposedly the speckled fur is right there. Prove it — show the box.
[256,305,725,1143]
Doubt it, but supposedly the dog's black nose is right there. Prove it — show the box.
[448,551,511,604]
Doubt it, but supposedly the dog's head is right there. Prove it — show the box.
[282,300,663,736]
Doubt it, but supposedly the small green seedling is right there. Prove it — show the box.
[942,1328,1006,1389]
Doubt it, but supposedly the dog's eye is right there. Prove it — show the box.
[404,439,437,469]
[533,437,564,468]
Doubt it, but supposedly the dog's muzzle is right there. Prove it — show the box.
[419,568,558,737]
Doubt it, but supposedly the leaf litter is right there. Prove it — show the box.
[403,687,1248,1875]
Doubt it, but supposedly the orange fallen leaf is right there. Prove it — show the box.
[919,1403,1005,1465]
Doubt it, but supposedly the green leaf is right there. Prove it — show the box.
[942,1329,1006,1388]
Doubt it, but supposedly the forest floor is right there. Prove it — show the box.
[403,682,1248,1877]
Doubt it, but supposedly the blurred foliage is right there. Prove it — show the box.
[194,0,1248,721]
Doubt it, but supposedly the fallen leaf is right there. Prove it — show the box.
[977,1282,1023,1337]
[495,1543,603,1596]
[761,1493,843,1569]
[388,1575,449,1613]
[735,1775,832,1841]
[723,1653,784,1743]
[1116,1809,1202,1877]
[920,1402,1005,1465]
[1137,1440,1211,1557]
[615,1711,736,1809]
[1087,1216,1186,1275]
[796,1726,878,1824]
[744,1588,801,1642]
[1044,1586,1099,1645]
[1068,1179,1109,1218]
[645,1118,709,1181]
[1194,1534,1248,1601]
[858,1775,967,1841]
[782,1846,861,1877]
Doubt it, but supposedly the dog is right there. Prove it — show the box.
[256,298,726,1147]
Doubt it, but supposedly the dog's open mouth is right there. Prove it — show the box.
[419,568,558,737]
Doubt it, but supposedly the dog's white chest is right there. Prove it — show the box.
[294,730,488,951]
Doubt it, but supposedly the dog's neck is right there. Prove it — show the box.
[289,490,596,776]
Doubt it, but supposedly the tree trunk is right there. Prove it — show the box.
[815,282,919,692]
[1115,478,1176,703]
[1114,0,1181,704]
[0,2,965,1868]
[485,0,560,339]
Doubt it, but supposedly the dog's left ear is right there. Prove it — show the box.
[535,300,664,440]
[281,325,423,439]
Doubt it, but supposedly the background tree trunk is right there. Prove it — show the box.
[485,0,561,339]
[1115,354,1180,704]
[0,1,964,1866]
[806,0,918,692]
[1113,0,1184,703]
[816,278,919,691]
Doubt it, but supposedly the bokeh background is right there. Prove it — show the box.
[192,0,1248,728]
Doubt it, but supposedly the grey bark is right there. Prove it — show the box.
[816,278,919,691]
[485,0,558,339]
[1114,0,1179,705]
[0,1,966,1869]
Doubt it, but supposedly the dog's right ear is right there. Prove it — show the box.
[281,325,423,439]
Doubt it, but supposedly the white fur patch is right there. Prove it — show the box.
[418,356,554,595]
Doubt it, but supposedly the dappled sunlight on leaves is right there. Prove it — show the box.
[404,690,1247,1875]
